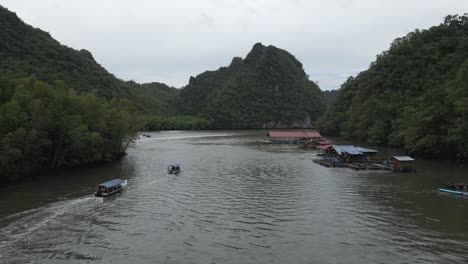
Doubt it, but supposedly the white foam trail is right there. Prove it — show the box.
[0,196,102,242]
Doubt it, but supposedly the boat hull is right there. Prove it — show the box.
[438,188,464,195]
[168,170,181,175]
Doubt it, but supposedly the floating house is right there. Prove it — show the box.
[330,145,378,163]
[266,131,321,144]
[391,156,415,172]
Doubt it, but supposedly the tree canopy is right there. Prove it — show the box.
[318,14,468,160]
[0,76,140,183]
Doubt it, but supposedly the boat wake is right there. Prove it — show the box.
[0,196,102,257]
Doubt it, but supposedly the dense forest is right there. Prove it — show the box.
[323,90,339,104]
[318,14,468,160]
[0,75,140,182]
[180,43,325,129]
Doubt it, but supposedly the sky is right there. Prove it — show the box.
[2,0,468,90]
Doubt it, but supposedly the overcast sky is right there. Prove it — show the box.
[2,0,468,90]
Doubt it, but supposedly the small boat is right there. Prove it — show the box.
[168,163,181,174]
[438,188,464,195]
[95,179,127,197]
[438,183,468,196]
[256,139,275,144]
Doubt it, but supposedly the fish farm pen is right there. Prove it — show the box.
[313,159,391,171]
[313,145,415,172]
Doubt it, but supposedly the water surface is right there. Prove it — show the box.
[1,131,468,264]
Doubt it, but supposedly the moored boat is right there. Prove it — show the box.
[168,163,181,174]
[95,179,127,197]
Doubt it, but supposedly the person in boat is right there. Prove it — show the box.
[445,182,466,190]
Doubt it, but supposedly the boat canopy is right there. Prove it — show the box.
[98,179,126,188]
[169,163,181,167]
[392,156,415,161]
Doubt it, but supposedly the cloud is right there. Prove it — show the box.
[2,0,468,90]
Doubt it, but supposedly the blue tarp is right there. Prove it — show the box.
[98,179,125,187]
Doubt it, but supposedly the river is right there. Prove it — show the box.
[1,131,468,264]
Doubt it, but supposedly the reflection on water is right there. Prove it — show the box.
[1,131,468,264]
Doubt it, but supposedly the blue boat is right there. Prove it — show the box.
[95,179,127,197]
[438,188,464,195]
[168,163,181,174]
[439,183,468,196]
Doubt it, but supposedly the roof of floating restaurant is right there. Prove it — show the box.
[267,131,322,138]
[332,145,378,156]
[355,147,379,153]
[392,156,415,161]
[98,179,126,187]
[318,144,333,150]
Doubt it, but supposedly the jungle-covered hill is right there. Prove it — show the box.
[0,5,180,116]
[0,6,147,182]
[318,14,468,160]
[179,43,326,129]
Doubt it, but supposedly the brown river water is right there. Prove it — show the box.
[0,131,467,264]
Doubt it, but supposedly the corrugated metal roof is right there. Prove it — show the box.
[392,156,415,161]
[356,147,378,153]
[267,131,321,138]
[304,132,322,138]
[318,144,333,150]
[332,145,377,155]
[332,145,361,155]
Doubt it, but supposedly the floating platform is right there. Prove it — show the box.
[313,159,344,168]
[313,159,390,171]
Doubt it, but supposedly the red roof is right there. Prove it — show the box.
[318,144,333,150]
[267,131,322,138]
[304,132,322,138]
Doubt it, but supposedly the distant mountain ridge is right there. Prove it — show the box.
[180,43,325,129]
[0,5,180,116]
[0,5,325,129]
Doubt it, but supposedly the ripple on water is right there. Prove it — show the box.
[1,131,468,264]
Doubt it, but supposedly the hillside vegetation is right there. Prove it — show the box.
[0,76,140,182]
[318,15,468,160]
[0,5,180,116]
[180,43,325,129]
